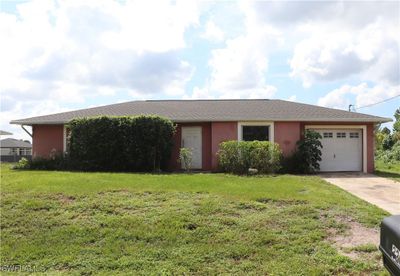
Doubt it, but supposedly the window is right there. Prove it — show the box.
[242,125,269,141]
[350,132,359,138]
[20,148,32,155]
[10,148,18,155]
[323,132,333,138]
[336,132,346,138]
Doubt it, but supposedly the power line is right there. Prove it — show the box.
[354,94,400,110]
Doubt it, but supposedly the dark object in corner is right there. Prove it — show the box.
[380,215,400,275]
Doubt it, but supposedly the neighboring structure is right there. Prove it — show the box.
[0,138,32,162]
[0,130,13,136]
[10,99,391,173]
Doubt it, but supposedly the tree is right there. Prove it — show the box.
[381,127,391,135]
[375,131,386,151]
[382,135,394,150]
[393,108,400,142]
[375,109,399,150]
[394,108,400,130]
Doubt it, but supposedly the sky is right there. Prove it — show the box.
[0,0,399,141]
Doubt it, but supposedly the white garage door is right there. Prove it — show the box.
[314,129,362,172]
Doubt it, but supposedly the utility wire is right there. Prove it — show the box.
[355,94,400,110]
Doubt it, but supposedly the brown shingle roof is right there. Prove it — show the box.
[10,99,391,125]
[0,130,13,135]
[0,138,32,148]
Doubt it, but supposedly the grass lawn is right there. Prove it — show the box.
[0,164,389,275]
[375,160,400,182]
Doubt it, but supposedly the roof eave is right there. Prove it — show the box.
[10,117,392,125]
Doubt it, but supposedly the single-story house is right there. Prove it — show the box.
[0,138,32,162]
[10,99,391,173]
[0,130,13,136]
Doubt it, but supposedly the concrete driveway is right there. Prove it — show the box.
[321,173,400,214]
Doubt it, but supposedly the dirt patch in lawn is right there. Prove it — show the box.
[326,215,380,261]
[256,197,308,206]
[98,189,130,195]
[56,194,76,204]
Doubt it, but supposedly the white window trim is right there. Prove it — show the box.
[63,125,67,153]
[238,122,274,143]
[305,125,367,173]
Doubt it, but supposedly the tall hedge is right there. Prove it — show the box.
[68,116,176,172]
[217,141,282,175]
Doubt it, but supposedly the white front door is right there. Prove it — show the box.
[315,129,363,172]
[181,126,202,169]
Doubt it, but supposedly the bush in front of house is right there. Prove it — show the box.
[178,147,193,172]
[217,141,282,175]
[12,157,30,170]
[281,129,323,174]
[12,155,63,171]
[68,115,176,172]
[12,153,77,171]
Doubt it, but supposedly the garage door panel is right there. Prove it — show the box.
[315,129,362,172]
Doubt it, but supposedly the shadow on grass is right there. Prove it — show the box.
[375,170,400,182]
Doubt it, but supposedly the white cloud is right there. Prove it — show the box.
[101,0,199,52]
[184,84,277,100]
[206,1,398,99]
[286,95,297,102]
[318,83,400,110]
[290,20,399,87]
[183,86,214,99]
[247,1,399,29]
[1,100,72,141]
[241,1,399,88]
[218,86,277,99]
[201,21,224,42]
[317,85,355,109]
[0,0,199,139]
[209,35,268,91]
[353,84,400,108]
[207,2,282,97]
[1,0,398,139]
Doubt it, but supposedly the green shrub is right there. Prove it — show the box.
[12,154,73,171]
[393,142,400,161]
[68,115,176,172]
[31,154,72,170]
[376,141,400,163]
[280,154,301,174]
[12,157,30,170]
[217,141,282,175]
[282,130,323,174]
[178,148,193,172]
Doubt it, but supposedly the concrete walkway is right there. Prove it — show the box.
[321,173,400,215]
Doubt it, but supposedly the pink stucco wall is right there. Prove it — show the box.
[367,123,375,173]
[211,122,238,170]
[274,122,301,156]
[32,124,64,158]
[31,120,376,173]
